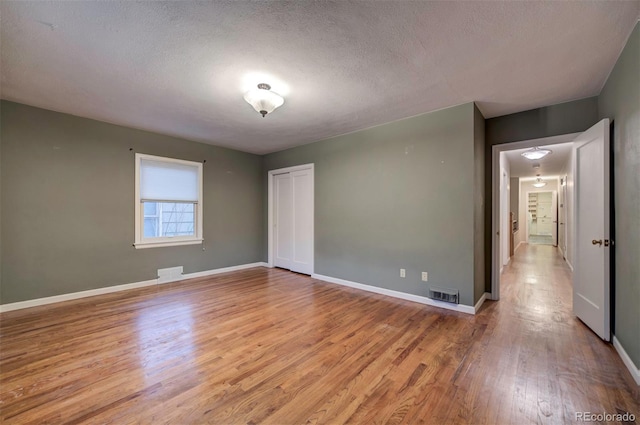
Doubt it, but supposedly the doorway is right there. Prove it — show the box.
[491,133,578,301]
[491,120,611,342]
[525,190,557,246]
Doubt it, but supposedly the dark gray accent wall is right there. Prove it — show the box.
[264,102,483,307]
[483,97,600,289]
[598,23,640,368]
[1,101,263,304]
[486,97,599,146]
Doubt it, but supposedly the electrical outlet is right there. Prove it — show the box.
[400,268,406,278]
[421,272,428,281]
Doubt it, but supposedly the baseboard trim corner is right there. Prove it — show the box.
[311,273,476,315]
[0,261,269,313]
[613,336,640,386]
[566,259,574,271]
[474,292,490,313]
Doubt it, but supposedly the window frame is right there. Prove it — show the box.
[134,153,203,249]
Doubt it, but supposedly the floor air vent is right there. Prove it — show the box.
[429,287,459,304]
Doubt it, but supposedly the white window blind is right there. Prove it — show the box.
[140,158,199,202]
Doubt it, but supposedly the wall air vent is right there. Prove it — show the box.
[429,286,459,304]
[157,266,184,284]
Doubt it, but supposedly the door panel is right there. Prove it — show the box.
[573,119,610,341]
[291,169,313,274]
[274,173,293,269]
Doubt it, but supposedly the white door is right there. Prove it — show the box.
[271,165,314,275]
[573,119,610,341]
[274,173,293,269]
[290,169,314,275]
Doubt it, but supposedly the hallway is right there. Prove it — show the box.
[485,243,639,422]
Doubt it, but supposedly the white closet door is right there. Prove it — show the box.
[274,173,293,269]
[290,169,313,275]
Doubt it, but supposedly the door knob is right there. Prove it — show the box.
[592,239,603,246]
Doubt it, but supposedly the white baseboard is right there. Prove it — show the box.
[514,241,523,253]
[311,273,479,315]
[0,279,158,313]
[613,336,640,385]
[566,258,574,271]
[182,262,268,280]
[0,262,268,313]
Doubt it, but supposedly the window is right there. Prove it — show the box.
[134,153,203,248]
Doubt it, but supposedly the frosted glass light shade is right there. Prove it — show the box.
[244,83,284,117]
[521,147,552,160]
[532,178,547,188]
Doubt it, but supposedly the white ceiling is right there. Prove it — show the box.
[1,2,638,154]
[505,142,574,179]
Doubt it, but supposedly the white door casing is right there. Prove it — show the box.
[501,169,510,266]
[560,178,568,256]
[551,189,558,246]
[573,119,610,341]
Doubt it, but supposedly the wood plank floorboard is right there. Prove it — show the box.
[1,245,638,424]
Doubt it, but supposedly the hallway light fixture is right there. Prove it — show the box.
[532,177,547,188]
[243,83,284,117]
[521,146,552,160]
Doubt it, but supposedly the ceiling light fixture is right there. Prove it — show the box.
[243,83,284,117]
[521,146,552,160]
[532,177,547,188]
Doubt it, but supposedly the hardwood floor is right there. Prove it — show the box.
[1,245,638,424]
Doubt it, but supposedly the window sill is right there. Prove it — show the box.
[134,238,203,249]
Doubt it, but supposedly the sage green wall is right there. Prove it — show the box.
[598,23,640,368]
[473,104,485,304]
[264,102,483,307]
[1,101,263,304]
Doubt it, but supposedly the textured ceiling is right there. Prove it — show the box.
[505,142,574,178]
[1,2,638,154]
